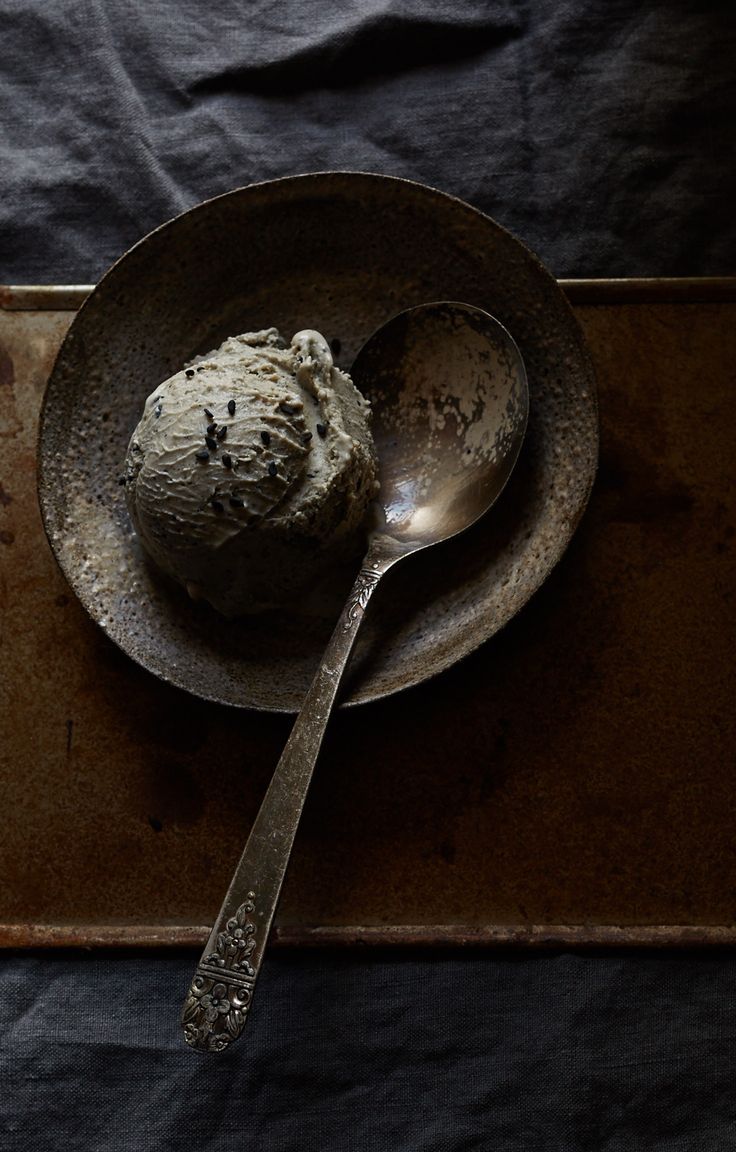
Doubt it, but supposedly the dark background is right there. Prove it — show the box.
[2,1,735,1148]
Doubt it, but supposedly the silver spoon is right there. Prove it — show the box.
[181,302,529,1053]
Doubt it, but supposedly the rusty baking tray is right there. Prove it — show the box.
[1,277,735,949]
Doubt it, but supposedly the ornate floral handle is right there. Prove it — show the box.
[181,546,398,1053]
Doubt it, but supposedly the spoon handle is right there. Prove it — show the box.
[181,551,392,1053]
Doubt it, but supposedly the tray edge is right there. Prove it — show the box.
[3,277,736,312]
[3,923,736,950]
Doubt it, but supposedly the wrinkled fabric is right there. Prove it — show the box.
[3,951,736,1150]
[2,1,736,1148]
[1,0,734,282]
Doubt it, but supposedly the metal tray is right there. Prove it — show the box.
[1,278,734,949]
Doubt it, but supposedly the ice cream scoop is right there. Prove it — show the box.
[181,302,529,1053]
[123,328,378,615]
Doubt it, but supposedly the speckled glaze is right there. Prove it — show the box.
[38,172,598,712]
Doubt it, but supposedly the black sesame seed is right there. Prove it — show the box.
[268,461,278,477]
[260,430,271,446]
[196,449,210,462]
[229,495,244,508]
[228,399,236,416]
[207,422,217,436]
[316,423,327,438]
[279,401,298,416]
[205,435,218,451]
[217,425,227,441]
[185,369,195,378]
[154,404,162,417]
[301,431,313,444]
[222,453,233,469]
[204,408,214,420]
[196,366,205,372]
[211,498,224,513]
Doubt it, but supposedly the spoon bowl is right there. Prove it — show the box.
[182,302,529,1053]
[354,302,528,549]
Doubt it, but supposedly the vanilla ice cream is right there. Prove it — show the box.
[123,328,379,615]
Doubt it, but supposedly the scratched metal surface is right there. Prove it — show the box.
[1,285,735,946]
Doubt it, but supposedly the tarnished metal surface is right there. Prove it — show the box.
[37,174,598,712]
[0,286,92,311]
[5,277,736,312]
[6,924,736,950]
[0,282,735,948]
[560,277,736,304]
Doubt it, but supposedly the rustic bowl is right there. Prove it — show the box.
[38,172,597,711]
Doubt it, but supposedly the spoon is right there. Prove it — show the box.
[180,301,529,1053]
